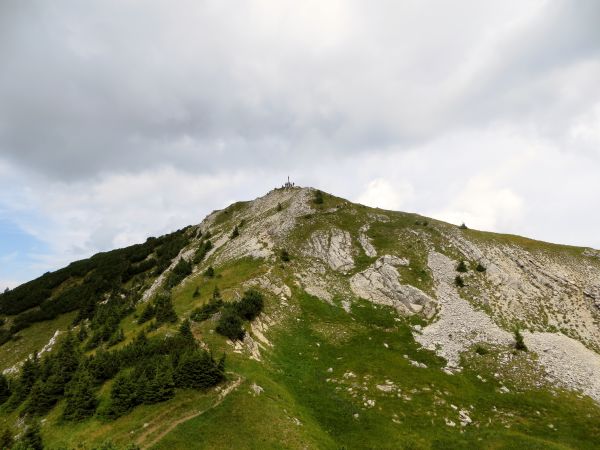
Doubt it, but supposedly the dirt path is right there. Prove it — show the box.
[138,375,244,449]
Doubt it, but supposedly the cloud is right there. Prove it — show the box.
[1,0,600,285]
[357,179,414,211]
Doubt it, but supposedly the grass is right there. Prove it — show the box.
[0,311,77,372]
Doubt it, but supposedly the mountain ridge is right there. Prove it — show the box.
[1,186,600,449]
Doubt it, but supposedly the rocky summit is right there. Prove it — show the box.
[1,186,600,449]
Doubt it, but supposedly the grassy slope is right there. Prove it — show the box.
[3,190,600,449]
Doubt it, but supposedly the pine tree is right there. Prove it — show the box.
[179,319,194,343]
[236,289,264,321]
[107,372,137,418]
[15,421,43,450]
[175,349,224,389]
[314,190,324,204]
[0,372,10,405]
[230,226,240,239]
[0,426,14,449]
[138,302,156,324]
[155,294,178,324]
[62,369,98,421]
[216,309,245,341]
[144,358,175,404]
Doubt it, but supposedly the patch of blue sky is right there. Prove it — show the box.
[0,213,51,287]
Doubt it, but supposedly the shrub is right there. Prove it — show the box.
[204,266,215,278]
[230,226,240,239]
[459,223,468,230]
[280,249,290,262]
[474,344,489,356]
[476,263,487,272]
[454,275,465,288]
[192,286,200,298]
[277,202,282,212]
[314,190,324,204]
[236,289,264,321]
[456,260,468,272]
[514,328,527,351]
[216,309,245,341]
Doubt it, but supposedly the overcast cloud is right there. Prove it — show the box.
[1,0,600,288]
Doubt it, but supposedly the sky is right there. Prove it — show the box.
[1,0,600,289]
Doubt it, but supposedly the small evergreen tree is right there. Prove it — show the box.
[138,302,156,324]
[454,275,465,288]
[204,266,215,278]
[154,293,178,324]
[459,222,468,229]
[514,328,528,351]
[192,286,200,298]
[175,349,224,389]
[230,226,240,239]
[179,319,194,343]
[476,263,487,272]
[277,202,282,212]
[236,289,264,321]
[216,309,245,341]
[280,249,290,262]
[106,372,137,418]
[62,369,98,421]
[314,190,324,204]
[0,372,10,405]
[456,260,468,272]
[0,426,14,449]
[14,421,43,450]
[145,358,175,404]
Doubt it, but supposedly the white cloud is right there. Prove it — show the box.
[356,178,414,211]
[430,176,524,231]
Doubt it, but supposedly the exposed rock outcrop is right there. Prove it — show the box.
[350,255,436,318]
[307,228,355,272]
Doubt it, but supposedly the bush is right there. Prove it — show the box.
[459,222,468,230]
[476,263,487,272]
[277,202,282,212]
[514,328,527,351]
[454,275,465,288]
[235,289,264,321]
[314,190,324,204]
[474,344,489,356]
[192,286,200,298]
[280,249,290,262]
[230,226,240,239]
[216,309,245,341]
[456,260,468,272]
[204,266,215,278]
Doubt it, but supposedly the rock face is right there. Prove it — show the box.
[350,255,436,318]
[443,230,600,351]
[415,251,513,368]
[358,224,377,257]
[307,228,355,272]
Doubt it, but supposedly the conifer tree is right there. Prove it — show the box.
[174,349,223,389]
[62,369,98,421]
[0,372,10,405]
[179,319,194,343]
[230,226,240,239]
[0,426,14,449]
[155,294,178,324]
[107,372,137,418]
[15,421,43,450]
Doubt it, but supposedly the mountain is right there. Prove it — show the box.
[1,186,600,449]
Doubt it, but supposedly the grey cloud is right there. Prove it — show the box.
[1,0,599,181]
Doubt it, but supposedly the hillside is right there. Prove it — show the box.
[1,186,600,449]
